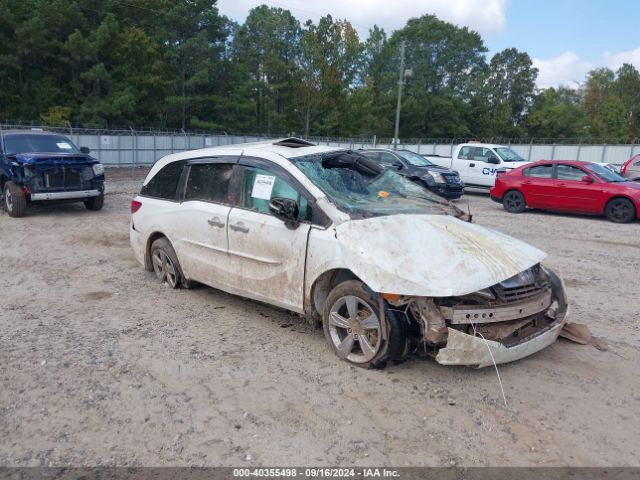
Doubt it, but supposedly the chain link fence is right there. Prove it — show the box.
[2,122,638,167]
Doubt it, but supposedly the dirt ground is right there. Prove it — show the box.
[1,168,639,468]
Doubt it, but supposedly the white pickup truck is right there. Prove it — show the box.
[425,143,531,189]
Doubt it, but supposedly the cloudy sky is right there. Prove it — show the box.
[218,0,640,89]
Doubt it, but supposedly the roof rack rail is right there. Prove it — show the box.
[272,137,315,148]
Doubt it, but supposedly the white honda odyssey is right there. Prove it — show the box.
[130,138,568,368]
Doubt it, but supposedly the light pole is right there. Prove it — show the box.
[393,41,406,150]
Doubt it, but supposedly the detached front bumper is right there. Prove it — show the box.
[435,267,569,367]
[435,320,565,367]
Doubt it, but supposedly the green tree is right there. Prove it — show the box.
[583,68,629,138]
[232,5,302,134]
[163,0,228,129]
[0,0,21,119]
[485,48,538,136]
[353,25,394,136]
[296,15,364,136]
[386,15,488,138]
[612,63,640,136]
[526,87,588,138]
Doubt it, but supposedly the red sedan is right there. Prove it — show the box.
[490,160,640,223]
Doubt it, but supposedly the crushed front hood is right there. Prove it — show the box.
[12,153,97,166]
[335,214,546,297]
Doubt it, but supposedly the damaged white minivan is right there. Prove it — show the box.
[130,138,568,369]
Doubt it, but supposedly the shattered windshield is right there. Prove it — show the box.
[495,147,525,162]
[3,134,80,155]
[291,151,466,219]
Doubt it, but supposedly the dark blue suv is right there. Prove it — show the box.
[359,148,465,200]
[0,130,105,217]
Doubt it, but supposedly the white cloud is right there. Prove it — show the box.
[218,0,507,38]
[533,48,640,89]
[532,52,593,89]
[603,47,640,71]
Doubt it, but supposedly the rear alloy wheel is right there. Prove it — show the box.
[323,280,405,369]
[503,190,526,213]
[3,181,27,217]
[605,198,636,223]
[150,237,185,288]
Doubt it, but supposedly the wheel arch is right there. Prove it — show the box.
[0,174,9,192]
[144,231,170,271]
[604,195,637,216]
[502,188,528,212]
[308,268,364,318]
[504,187,526,201]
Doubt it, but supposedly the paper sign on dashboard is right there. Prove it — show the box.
[251,174,276,200]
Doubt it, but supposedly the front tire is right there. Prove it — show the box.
[604,198,636,223]
[150,237,187,289]
[84,193,104,211]
[322,280,405,369]
[503,190,526,213]
[3,181,27,217]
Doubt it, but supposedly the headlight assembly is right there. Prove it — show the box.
[426,171,445,184]
[92,163,105,176]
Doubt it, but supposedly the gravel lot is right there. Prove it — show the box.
[1,169,639,467]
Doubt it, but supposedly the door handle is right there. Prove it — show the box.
[207,217,225,228]
[230,222,249,233]
[469,163,475,167]
[523,180,532,184]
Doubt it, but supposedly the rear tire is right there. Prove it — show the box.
[3,181,27,217]
[322,280,405,369]
[604,198,636,223]
[84,193,104,211]
[150,237,188,289]
[502,190,526,213]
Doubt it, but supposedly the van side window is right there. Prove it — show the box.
[184,163,233,203]
[140,160,186,199]
[240,166,309,221]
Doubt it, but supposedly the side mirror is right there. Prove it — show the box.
[582,175,593,183]
[269,197,300,229]
[80,146,91,154]
[392,161,403,169]
[487,156,501,165]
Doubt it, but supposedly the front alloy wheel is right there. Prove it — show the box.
[328,295,382,364]
[605,198,636,223]
[3,181,27,217]
[322,280,406,368]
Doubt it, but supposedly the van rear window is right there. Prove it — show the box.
[140,160,186,200]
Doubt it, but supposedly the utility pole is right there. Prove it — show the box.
[393,41,406,150]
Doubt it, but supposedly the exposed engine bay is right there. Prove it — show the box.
[387,264,568,366]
